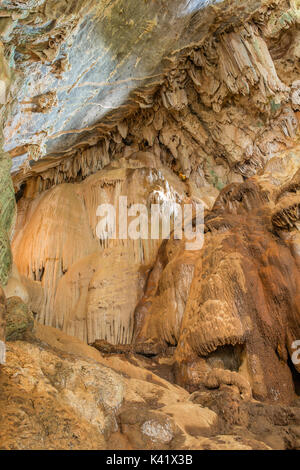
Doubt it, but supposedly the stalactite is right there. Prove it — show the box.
[13,156,191,343]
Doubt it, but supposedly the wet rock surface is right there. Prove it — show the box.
[135,170,300,403]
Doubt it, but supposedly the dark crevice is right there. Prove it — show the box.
[15,183,26,203]
[206,344,245,372]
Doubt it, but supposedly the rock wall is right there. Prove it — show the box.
[1,0,276,165]
[0,43,15,287]
[11,1,300,195]
[8,0,300,403]
[0,40,15,363]
[12,154,189,343]
[135,160,300,402]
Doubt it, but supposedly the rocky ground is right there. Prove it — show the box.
[0,302,299,450]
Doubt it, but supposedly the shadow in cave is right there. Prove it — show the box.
[206,344,245,372]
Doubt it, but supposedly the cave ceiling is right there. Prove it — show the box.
[0,0,275,174]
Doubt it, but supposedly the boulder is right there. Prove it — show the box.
[5,297,34,342]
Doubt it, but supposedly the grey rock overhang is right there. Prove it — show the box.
[0,0,266,173]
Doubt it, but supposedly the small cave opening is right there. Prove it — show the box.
[287,356,300,396]
[206,343,245,372]
[15,183,26,203]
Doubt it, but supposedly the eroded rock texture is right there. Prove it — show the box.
[0,0,300,451]
[1,324,279,450]
[135,165,300,403]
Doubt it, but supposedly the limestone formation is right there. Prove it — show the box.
[135,169,300,402]
[205,368,252,401]
[0,0,299,451]
[12,157,188,343]
[3,263,29,304]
